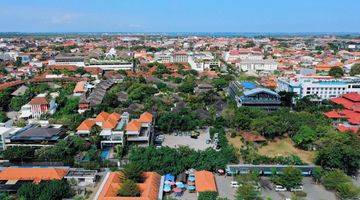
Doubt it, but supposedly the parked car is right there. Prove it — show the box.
[155,134,165,142]
[290,185,303,192]
[231,181,240,188]
[274,185,287,192]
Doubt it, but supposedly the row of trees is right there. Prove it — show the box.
[3,136,90,165]
[316,169,360,199]
[222,106,331,143]
[17,180,71,200]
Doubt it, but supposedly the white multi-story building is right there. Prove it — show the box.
[188,52,220,71]
[173,52,189,63]
[224,50,263,63]
[236,59,278,72]
[277,75,360,100]
[48,54,85,67]
[154,52,172,63]
[86,58,133,70]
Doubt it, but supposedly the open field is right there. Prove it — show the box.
[258,138,316,164]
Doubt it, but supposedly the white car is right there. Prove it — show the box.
[231,181,240,188]
[274,185,287,192]
[290,185,303,192]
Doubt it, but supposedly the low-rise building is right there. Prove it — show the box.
[228,81,281,111]
[6,124,65,147]
[96,171,161,200]
[86,58,133,71]
[64,168,97,187]
[49,54,85,67]
[125,112,154,145]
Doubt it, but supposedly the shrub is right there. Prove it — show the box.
[198,191,218,200]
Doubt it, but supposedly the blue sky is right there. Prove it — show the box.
[1,0,359,33]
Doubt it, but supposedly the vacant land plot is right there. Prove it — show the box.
[227,135,244,149]
[258,138,315,164]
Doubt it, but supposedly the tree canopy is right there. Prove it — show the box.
[315,133,360,175]
[350,63,360,76]
[328,66,344,78]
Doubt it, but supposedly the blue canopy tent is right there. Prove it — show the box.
[165,173,175,182]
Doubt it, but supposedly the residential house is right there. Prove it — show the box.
[125,112,154,145]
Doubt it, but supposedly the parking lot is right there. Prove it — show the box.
[162,128,213,150]
[215,175,336,200]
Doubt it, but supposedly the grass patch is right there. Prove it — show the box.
[258,138,315,164]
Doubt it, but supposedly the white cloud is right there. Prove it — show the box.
[51,14,76,24]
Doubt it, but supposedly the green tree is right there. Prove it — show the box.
[118,179,141,197]
[3,146,35,163]
[336,182,360,199]
[321,170,360,199]
[321,170,351,191]
[350,63,360,76]
[121,163,143,182]
[236,184,261,200]
[10,96,28,111]
[312,167,323,184]
[178,81,195,93]
[315,133,360,175]
[37,180,71,200]
[328,66,344,78]
[198,191,218,200]
[0,111,8,123]
[0,192,11,200]
[272,166,302,190]
[292,125,317,149]
[17,183,39,200]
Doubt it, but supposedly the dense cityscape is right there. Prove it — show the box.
[0,33,359,200]
[1,0,360,200]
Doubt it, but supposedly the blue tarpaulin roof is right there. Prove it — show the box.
[165,174,175,182]
[241,82,256,89]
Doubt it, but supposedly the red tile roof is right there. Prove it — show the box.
[77,119,96,131]
[98,172,161,200]
[337,124,359,133]
[95,112,110,123]
[29,97,48,105]
[103,113,121,129]
[138,112,153,124]
[0,167,68,183]
[343,92,360,102]
[126,120,142,132]
[194,171,217,193]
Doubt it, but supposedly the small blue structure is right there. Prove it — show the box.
[165,174,175,182]
[241,81,256,90]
